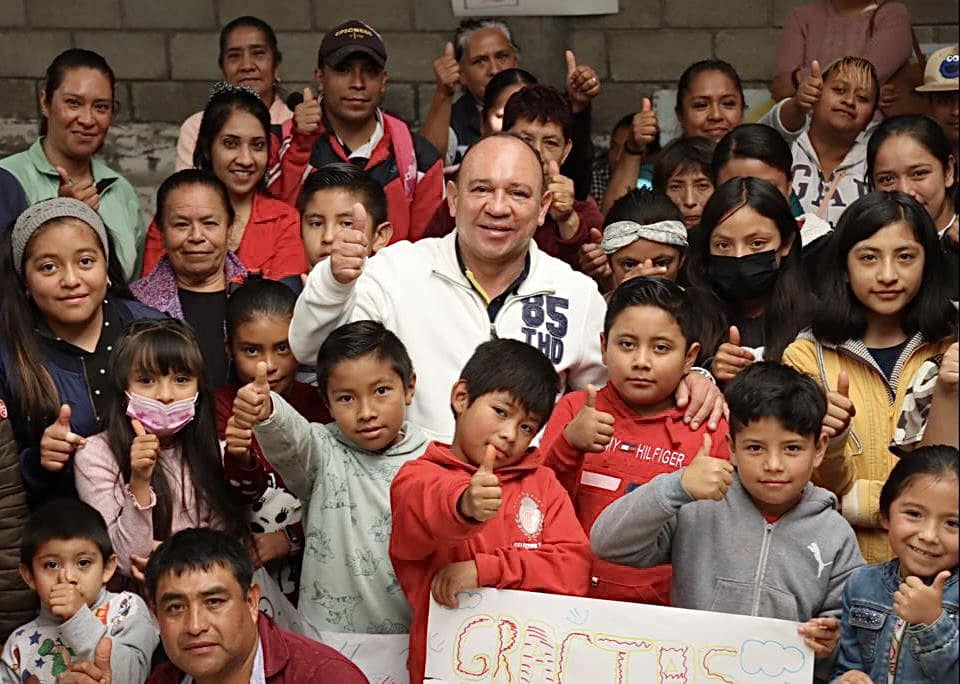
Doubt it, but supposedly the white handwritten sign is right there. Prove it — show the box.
[451,0,617,16]
[425,589,813,683]
[318,631,410,684]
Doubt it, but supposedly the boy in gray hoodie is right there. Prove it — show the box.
[228,320,429,635]
[591,361,865,666]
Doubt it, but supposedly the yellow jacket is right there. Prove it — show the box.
[783,332,952,563]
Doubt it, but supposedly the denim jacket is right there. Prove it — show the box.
[833,559,958,682]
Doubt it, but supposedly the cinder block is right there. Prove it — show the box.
[909,0,960,24]
[571,31,608,80]
[572,1,660,30]
[313,0,412,31]
[609,30,713,83]
[416,82,437,125]
[120,0,215,29]
[589,81,653,137]
[381,82,416,124]
[219,0,311,31]
[169,33,222,81]
[0,31,72,78]
[932,25,959,42]
[509,17,569,87]
[666,0,768,28]
[0,79,39,118]
[411,0,455,32]
[74,32,168,80]
[274,32,321,84]
[773,0,807,27]
[382,32,448,82]
[110,82,133,123]
[0,0,26,27]
[27,0,121,28]
[131,81,212,122]
[715,28,781,81]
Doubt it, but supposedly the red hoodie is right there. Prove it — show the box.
[541,384,730,605]
[389,442,591,684]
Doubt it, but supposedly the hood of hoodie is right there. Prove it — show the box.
[420,441,544,483]
[326,420,429,458]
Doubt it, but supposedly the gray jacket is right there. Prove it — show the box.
[591,470,865,622]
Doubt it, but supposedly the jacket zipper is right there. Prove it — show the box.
[432,270,553,340]
[751,523,775,616]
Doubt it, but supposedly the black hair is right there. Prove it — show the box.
[145,527,254,605]
[20,499,113,566]
[867,114,956,193]
[712,124,793,186]
[156,169,235,228]
[218,16,282,67]
[482,68,539,125]
[879,445,959,519]
[225,276,296,340]
[104,319,245,541]
[453,18,518,62]
[604,188,684,228]
[685,177,810,363]
[653,136,716,190]
[725,361,827,440]
[675,59,745,114]
[41,49,115,136]
[502,84,574,142]
[298,162,389,227]
[315,321,414,402]
[458,339,560,425]
[812,191,956,344]
[603,277,699,347]
[193,86,271,181]
[822,56,880,109]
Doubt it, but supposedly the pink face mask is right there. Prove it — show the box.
[125,392,198,437]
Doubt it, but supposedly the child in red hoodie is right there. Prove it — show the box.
[389,339,592,684]
[541,276,730,606]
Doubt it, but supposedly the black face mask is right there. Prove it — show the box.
[707,250,781,301]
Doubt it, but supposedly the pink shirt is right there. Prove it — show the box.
[774,1,914,84]
[175,96,293,171]
[73,432,223,575]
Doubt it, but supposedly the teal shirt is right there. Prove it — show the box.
[0,139,146,281]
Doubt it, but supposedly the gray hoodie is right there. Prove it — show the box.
[590,470,865,623]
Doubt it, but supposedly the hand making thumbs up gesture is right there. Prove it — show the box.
[565,50,601,113]
[295,87,322,135]
[894,571,952,626]
[40,404,85,472]
[459,445,503,522]
[680,434,733,501]
[711,326,756,383]
[232,361,273,428]
[434,41,461,97]
[57,166,100,210]
[796,59,823,115]
[626,98,658,155]
[331,202,370,284]
[564,384,616,452]
[822,371,855,440]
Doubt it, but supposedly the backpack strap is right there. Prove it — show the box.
[382,112,418,201]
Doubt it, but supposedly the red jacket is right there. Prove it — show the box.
[141,192,308,279]
[541,384,730,605]
[271,109,444,243]
[146,613,367,683]
[389,442,591,684]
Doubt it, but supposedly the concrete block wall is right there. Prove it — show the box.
[0,0,956,199]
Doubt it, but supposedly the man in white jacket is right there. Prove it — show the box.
[289,133,723,441]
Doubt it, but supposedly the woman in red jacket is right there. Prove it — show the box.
[142,85,307,283]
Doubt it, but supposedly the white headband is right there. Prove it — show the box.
[601,220,688,254]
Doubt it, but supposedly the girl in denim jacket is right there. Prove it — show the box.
[834,445,958,682]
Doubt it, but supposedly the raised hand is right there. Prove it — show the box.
[60,636,113,684]
[295,87,322,135]
[232,361,272,429]
[434,41,460,97]
[564,384,615,452]
[330,203,370,284]
[565,50,601,112]
[578,227,613,285]
[796,60,823,115]
[628,98,658,154]
[40,404,85,472]
[894,571,951,625]
[546,160,575,224]
[224,414,255,466]
[459,445,502,522]
[939,342,958,388]
[797,616,840,658]
[822,371,855,441]
[431,560,479,608]
[680,434,733,501]
[57,166,100,211]
[129,419,160,484]
[711,326,756,383]
[49,567,86,621]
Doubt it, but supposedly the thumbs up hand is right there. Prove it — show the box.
[894,571,952,625]
[578,227,613,287]
[233,361,273,429]
[627,98,659,154]
[564,384,616,452]
[129,418,161,485]
[57,166,100,211]
[434,41,461,96]
[49,566,86,621]
[680,434,733,501]
[546,159,576,225]
[61,636,114,684]
[331,202,370,284]
[822,371,855,440]
[710,326,757,383]
[938,342,958,388]
[796,59,823,115]
[295,87,322,135]
[40,404,85,472]
[565,50,601,112]
[459,445,503,522]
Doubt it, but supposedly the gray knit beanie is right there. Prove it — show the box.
[12,198,110,277]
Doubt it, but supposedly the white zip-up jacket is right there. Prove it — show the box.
[290,231,608,442]
[761,99,873,226]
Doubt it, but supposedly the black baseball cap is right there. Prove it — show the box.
[318,20,387,69]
